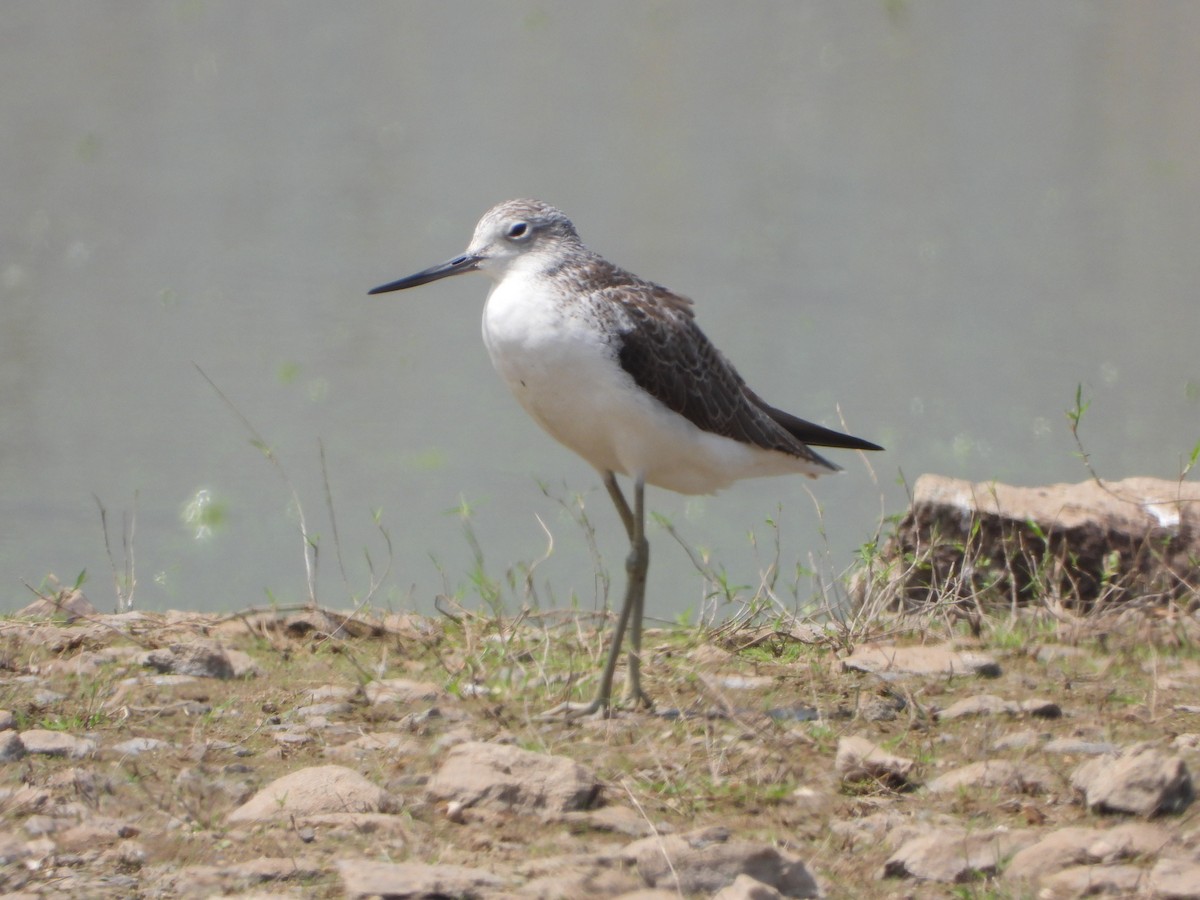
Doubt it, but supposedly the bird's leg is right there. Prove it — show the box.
[540,471,650,719]
[617,474,652,708]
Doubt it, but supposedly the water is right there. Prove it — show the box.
[3,2,1198,617]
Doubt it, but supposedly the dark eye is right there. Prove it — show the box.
[506,221,529,240]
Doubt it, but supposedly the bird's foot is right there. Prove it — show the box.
[536,698,612,721]
[625,687,654,711]
[537,689,654,721]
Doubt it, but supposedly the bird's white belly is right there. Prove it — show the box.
[481,278,823,494]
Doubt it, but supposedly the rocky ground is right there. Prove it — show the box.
[0,600,1198,899]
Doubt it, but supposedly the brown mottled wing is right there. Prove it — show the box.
[607,282,863,467]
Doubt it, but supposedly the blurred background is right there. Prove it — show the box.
[2,2,1198,619]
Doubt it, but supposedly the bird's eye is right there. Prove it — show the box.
[506,221,529,240]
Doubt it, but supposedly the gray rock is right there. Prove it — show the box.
[18,729,96,759]
[1045,737,1118,756]
[364,678,447,706]
[294,701,354,718]
[0,731,26,762]
[926,759,1055,795]
[865,474,1200,611]
[425,741,600,816]
[882,828,1036,883]
[560,804,664,838]
[1004,822,1172,883]
[626,829,820,897]
[992,729,1046,751]
[227,765,394,822]
[1149,857,1200,899]
[1071,745,1194,816]
[142,640,236,679]
[111,737,172,755]
[1037,863,1146,899]
[513,853,644,899]
[937,693,1062,720]
[835,735,916,788]
[713,874,787,899]
[0,830,32,865]
[336,859,506,898]
[17,585,96,621]
[842,643,1000,678]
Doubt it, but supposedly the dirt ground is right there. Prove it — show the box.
[0,601,1197,898]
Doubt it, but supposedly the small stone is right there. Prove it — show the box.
[143,640,236,679]
[227,765,394,822]
[835,735,916,788]
[1044,737,1118,756]
[18,729,96,759]
[627,829,820,897]
[1071,745,1194,816]
[425,741,600,816]
[713,873,787,899]
[1148,857,1200,899]
[992,730,1045,751]
[295,701,354,718]
[0,731,26,762]
[1037,863,1145,898]
[364,678,447,706]
[1004,822,1171,883]
[336,859,506,898]
[111,737,172,755]
[842,643,1000,678]
[926,759,1054,795]
[882,828,1036,883]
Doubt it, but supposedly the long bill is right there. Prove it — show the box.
[368,254,481,294]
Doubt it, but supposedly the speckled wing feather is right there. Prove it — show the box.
[601,278,872,467]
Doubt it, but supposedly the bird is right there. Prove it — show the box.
[369,199,881,716]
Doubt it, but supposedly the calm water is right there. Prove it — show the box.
[3,2,1198,618]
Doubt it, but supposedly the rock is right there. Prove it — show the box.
[626,828,820,897]
[992,729,1046,751]
[1003,822,1172,883]
[513,853,644,898]
[111,737,172,755]
[560,804,664,838]
[142,640,236,679]
[425,741,600,816]
[882,828,1036,883]
[295,700,354,718]
[841,643,1000,678]
[936,694,1060,720]
[17,583,96,621]
[835,736,916,788]
[336,859,506,898]
[18,729,96,759]
[1037,863,1146,898]
[223,648,263,678]
[713,874,787,899]
[227,765,394,822]
[864,475,1200,611]
[1071,745,1194,816]
[364,678,447,706]
[1044,737,1118,756]
[0,830,32,865]
[0,709,14,730]
[926,759,1055,795]
[1149,857,1200,898]
[0,731,26,762]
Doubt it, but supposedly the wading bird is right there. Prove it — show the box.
[369,199,881,715]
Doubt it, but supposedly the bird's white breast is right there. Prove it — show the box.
[482,271,629,474]
[480,270,826,494]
